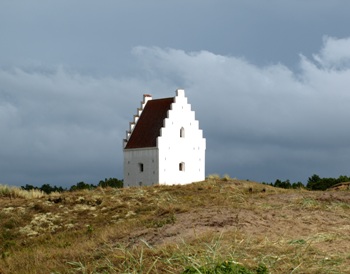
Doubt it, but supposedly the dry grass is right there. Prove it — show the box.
[0,184,45,199]
[1,179,350,273]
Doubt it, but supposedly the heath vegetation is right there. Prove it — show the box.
[1,176,350,273]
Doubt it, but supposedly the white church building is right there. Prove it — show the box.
[123,89,206,187]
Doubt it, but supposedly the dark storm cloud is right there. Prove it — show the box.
[2,1,350,72]
[2,37,350,186]
[2,1,350,186]
[0,68,142,186]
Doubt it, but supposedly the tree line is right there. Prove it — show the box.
[21,178,123,194]
[306,174,350,190]
[20,174,350,194]
[263,179,304,189]
[263,174,350,191]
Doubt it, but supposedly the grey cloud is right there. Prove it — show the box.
[0,68,142,186]
[131,39,350,182]
[2,37,350,186]
[313,36,350,69]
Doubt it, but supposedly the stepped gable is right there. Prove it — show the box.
[125,97,174,149]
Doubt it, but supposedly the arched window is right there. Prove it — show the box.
[179,162,185,171]
[180,127,185,138]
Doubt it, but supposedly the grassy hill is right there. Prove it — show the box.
[1,178,350,273]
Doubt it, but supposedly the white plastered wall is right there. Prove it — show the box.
[123,148,159,187]
[157,89,206,185]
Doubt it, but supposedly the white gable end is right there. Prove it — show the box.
[157,89,205,185]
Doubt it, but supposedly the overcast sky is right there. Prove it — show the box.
[2,1,350,187]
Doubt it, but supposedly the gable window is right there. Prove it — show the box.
[179,162,185,171]
[180,127,185,138]
[139,163,144,172]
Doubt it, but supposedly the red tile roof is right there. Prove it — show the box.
[125,97,174,149]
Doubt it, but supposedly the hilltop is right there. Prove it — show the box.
[1,178,350,273]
